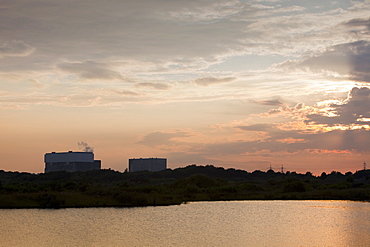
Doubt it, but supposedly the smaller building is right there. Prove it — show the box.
[44,151,101,173]
[129,158,167,172]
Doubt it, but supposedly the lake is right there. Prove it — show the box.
[1,200,370,246]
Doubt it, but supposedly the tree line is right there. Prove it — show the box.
[0,165,369,208]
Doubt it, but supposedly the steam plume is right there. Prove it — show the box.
[78,141,94,152]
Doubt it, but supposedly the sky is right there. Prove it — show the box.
[2,0,370,175]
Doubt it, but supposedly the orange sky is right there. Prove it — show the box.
[2,0,370,175]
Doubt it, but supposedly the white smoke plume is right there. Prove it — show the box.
[78,141,94,152]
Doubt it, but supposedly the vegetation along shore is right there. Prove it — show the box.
[0,165,369,209]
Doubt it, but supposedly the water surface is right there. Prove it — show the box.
[1,200,369,246]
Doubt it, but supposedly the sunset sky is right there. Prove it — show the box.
[2,0,370,174]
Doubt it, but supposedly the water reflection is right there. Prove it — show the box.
[1,201,369,246]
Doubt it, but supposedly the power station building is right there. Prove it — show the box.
[129,158,167,172]
[44,151,101,173]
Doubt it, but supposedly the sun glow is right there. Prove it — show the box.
[357,118,370,122]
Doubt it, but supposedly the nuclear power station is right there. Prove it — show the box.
[129,158,167,172]
[44,151,101,173]
[43,150,167,173]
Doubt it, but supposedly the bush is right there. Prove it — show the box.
[63,181,78,191]
[36,193,65,208]
[172,174,220,190]
[115,192,134,203]
[238,182,263,191]
[185,184,200,194]
[283,181,306,193]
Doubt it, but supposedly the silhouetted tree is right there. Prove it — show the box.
[283,181,306,193]
[305,172,313,177]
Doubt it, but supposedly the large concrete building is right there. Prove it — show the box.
[129,158,167,172]
[44,151,101,173]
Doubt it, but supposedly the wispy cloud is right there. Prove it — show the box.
[135,82,172,90]
[0,40,35,58]
[252,97,285,106]
[57,61,125,81]
[193,77,236,86]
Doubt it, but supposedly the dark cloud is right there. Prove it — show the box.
[252,97,284,106]
[289,43,350,75]
[305,87,370,126]
[347,41,370,82]
[343,17,370,34]
[283,39,370,83]
[57,61,124,80]
[193,77,236,86]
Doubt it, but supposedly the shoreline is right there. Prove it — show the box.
[1,190,369,209]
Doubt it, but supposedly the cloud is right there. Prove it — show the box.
[1,0,343,73]
[135,82,172,90]
[252,97,284,106]
[0,40,35,58]
[347,41,370,82]
[136,125,351,164]
[190,87,370,158]
[261,102,310,119]
[304,129,370,152]
[1,0,367,99]
[0,1,248,69]
[193,76,236,86]
[57,61,124,80]
[343,17,370,35]
[237,123,275,132]
[276,137,306,144]
[110,90,142,96]
[305,87,370,126]
[300,46,350,74]
[200,127,370,157]
[279,38,370,83]
[167,1,246,23]
[0,91,147,109]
